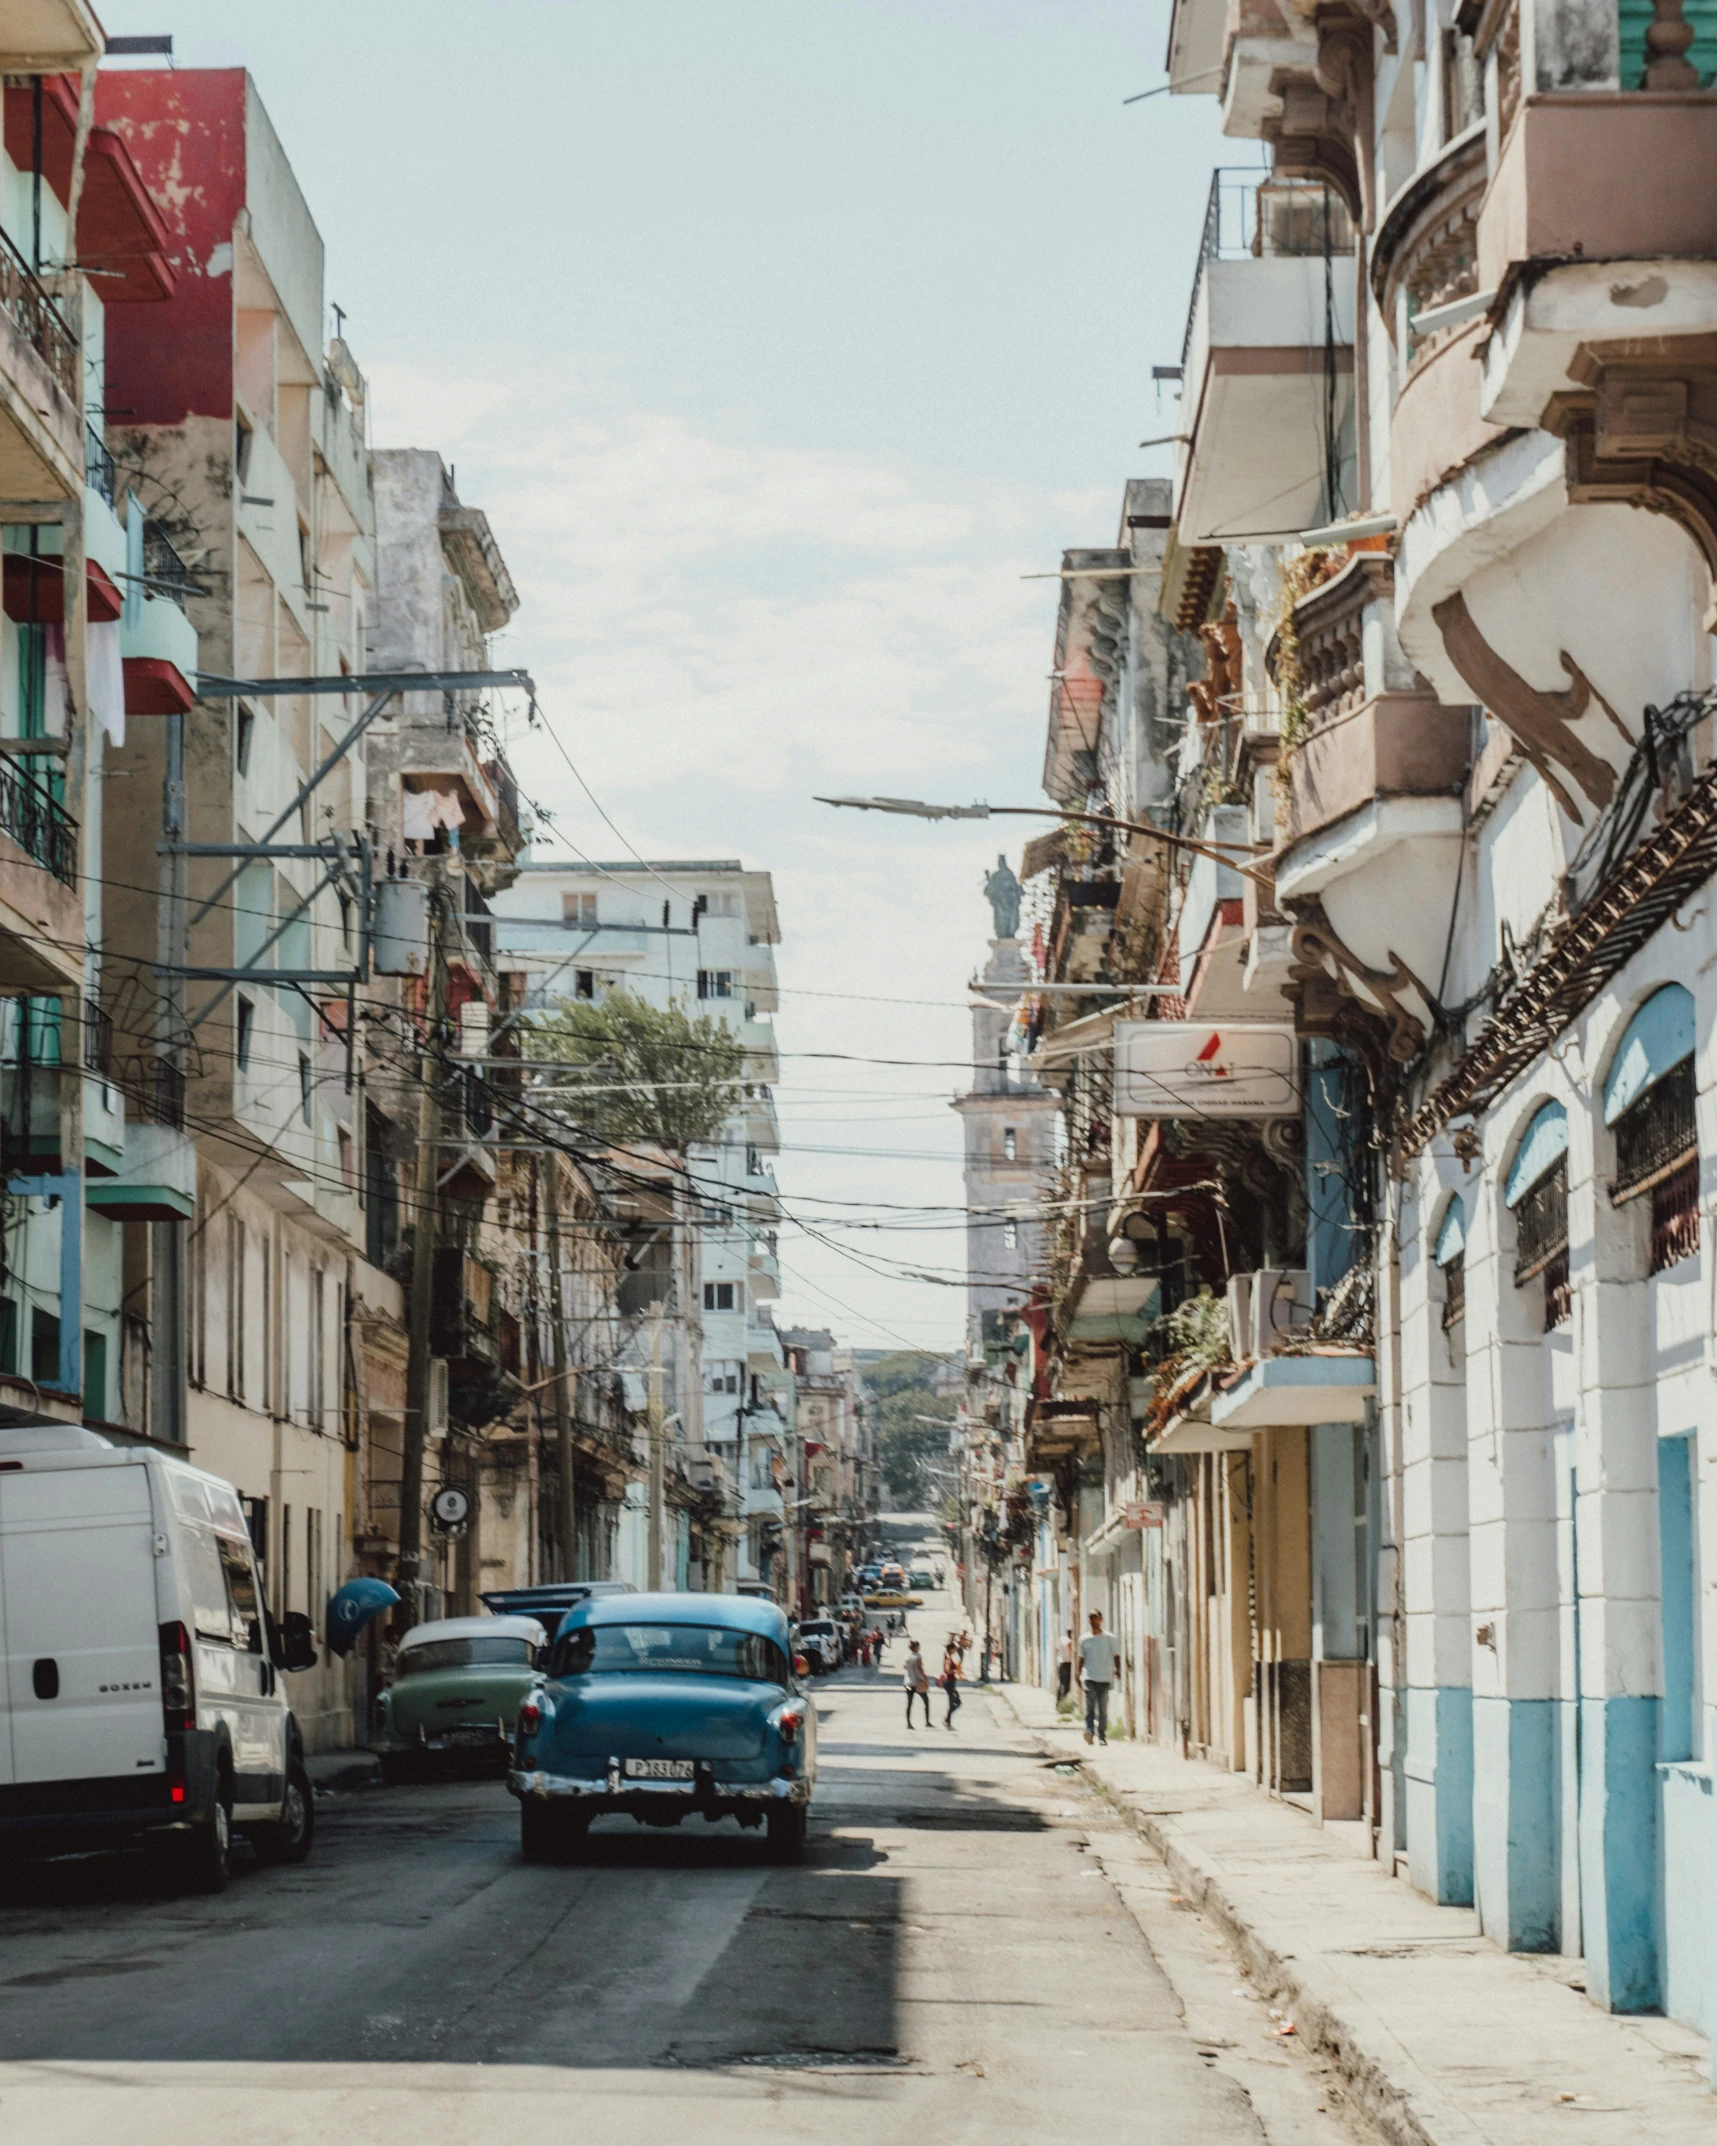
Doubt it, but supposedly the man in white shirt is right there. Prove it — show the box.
[1077,1610,1120,1745]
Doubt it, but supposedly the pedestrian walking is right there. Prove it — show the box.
[903,1639,932,1727]
[940,1640,962,1729]
[1056,1629,1073,1702]
[1078,1609,1120,1746]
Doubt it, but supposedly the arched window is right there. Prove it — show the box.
[1603,984,1698,1272]
[1435,1193,1466,1329]
[1506,1101,1570,1329]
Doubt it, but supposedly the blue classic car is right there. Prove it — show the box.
[509,1591,815,1861]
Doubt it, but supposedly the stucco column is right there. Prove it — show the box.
[1573,1103,1662,2010]
[1465,1116,1560,1952]
[1400,1157,1474,1904]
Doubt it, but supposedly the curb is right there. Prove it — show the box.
[991,1682,1448,2146]
[306,1750,383,1795]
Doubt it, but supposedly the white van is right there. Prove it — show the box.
[0,1422,317,1889]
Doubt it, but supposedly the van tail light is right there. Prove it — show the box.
[519,1697,541,1736]
[159,1621,194,1735]
[776,1706,803,1745]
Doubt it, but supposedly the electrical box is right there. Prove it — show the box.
[373,877,431,976]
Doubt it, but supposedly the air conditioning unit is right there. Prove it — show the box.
[1225,1269,1313,1360]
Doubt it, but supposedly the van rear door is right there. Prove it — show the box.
[0,1460,164,1786]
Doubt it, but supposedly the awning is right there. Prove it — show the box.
[1030,1005,1118,1070]
[1505,1102,1568,1207]
[3,553,124,625]
[1434,1193,1466,1267]
[1603,983,1694,1124]
[1209,1354,1376,1429]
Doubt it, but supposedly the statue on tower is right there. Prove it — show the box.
[983,852,1021,941]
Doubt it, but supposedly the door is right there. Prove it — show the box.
[2,1461,162,1786]
[0,1514,13,1785]
[1552,1422,1582,1956]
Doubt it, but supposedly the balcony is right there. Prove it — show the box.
[1270,555,1465,1059]
[1176,171,1357,548]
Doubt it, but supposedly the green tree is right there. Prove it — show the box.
[857,1349,960,1505]
[525,988,747,1151]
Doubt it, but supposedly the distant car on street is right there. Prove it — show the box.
[372,1615,546,1783]
[511,1591,815,1861]
[863,1589,921,1611]
[909,1568,935,1590]
[795,1617,843,1673]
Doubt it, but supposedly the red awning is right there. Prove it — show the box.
[2,554,124,625]
[122,657,194,716]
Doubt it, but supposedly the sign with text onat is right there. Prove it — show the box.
[1124,1501,1165,1531]
[1113,1021,1299,1120]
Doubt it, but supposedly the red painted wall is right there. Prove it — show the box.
[94,69,247,425]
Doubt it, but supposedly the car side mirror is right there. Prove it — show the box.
[280,1610,319,1672]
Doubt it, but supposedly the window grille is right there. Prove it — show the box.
[1542,1247,1571,1330]
[1440,1253,1465,1330]
[1650,1155,1700,1274]
[1613,1056,1696,1202]
[1513,1156,1567,1284]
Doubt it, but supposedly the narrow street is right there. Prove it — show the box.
[0,1603,1353,2146]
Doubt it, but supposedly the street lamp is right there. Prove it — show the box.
[814,794,1269,884]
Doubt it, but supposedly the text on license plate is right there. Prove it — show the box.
[624,1757,695,1780]
[444,1726,497,1745]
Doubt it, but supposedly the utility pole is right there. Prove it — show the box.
[646,1298,665,1591]
[543,1152,577,1580]
[397,863,448,1622]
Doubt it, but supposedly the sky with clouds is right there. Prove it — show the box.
[102,0,1229,1352]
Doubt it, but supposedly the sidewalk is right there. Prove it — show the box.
[994,1680,1715,2146]
[305,1748,380,1793]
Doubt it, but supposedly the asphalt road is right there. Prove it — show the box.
[0,1598,1358,2146]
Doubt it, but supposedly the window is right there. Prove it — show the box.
[1003,1127,1017,1161]
[397,1635,534,1677]
[337,892,352,949]
[746,1146,764,1177]
[701,892,741,919]
[298,1053,313,1124]
[1507,1103,1570,1330]
[575,969,596,1000]
[1436,1194,1466,1330]
[564,892,598,926]
[337,1127,354,1188]
[236,703,256,777]
[703,1281,736,1312]
[82,1329,107,1419]
[0,1297,16,1374]
[235,413,253,483]
[697,970,733,999]
[549,1621,788,1684]
[1612,1057,1698,1272]
[228,1216,246,1400]
[235,996,254,1071]
[1003,1219,1019,1250]
[30,1307,59,1385]
[708,1361,741,1394]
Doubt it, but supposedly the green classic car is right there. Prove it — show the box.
[371,1615,547,1782]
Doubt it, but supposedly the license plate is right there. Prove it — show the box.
[624,1757,695,1780]
[443,1727,497,1747]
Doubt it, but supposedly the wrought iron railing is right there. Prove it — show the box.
[0,758,75,882]
[1180,169,1355,372]
[1612,1056,1695,1199]
[85,423,115,504]
[142,520,194,611]
[0,226,78,404]
[1512,1158,1568,1284]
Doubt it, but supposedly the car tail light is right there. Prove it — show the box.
[159,1621,194,1734]
[519,1697,541,1735]
[776,1706,803,1745]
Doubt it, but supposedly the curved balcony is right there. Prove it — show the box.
[1270,554,1466,1056]
[1370,127,1488,373]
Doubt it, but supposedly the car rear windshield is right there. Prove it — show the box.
[396,1636,533,1677]
[551,1622,788,1684]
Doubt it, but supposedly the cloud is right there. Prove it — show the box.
[368,361,1094,1347]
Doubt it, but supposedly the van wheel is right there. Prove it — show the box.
[252,1758,314,1866]
[178,1781,232,1893]
[766,1803,808,1863]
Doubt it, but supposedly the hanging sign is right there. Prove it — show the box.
[1113,1021,1298,1119]
[1124,1501,1165,1530]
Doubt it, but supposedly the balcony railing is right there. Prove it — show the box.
[1181,169,1356,370]
[0,759,75,883]
[85,424,115,505]
[0,227,77,405]
[142,521,194,611]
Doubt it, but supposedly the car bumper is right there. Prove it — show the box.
[509,1766,812,1807]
